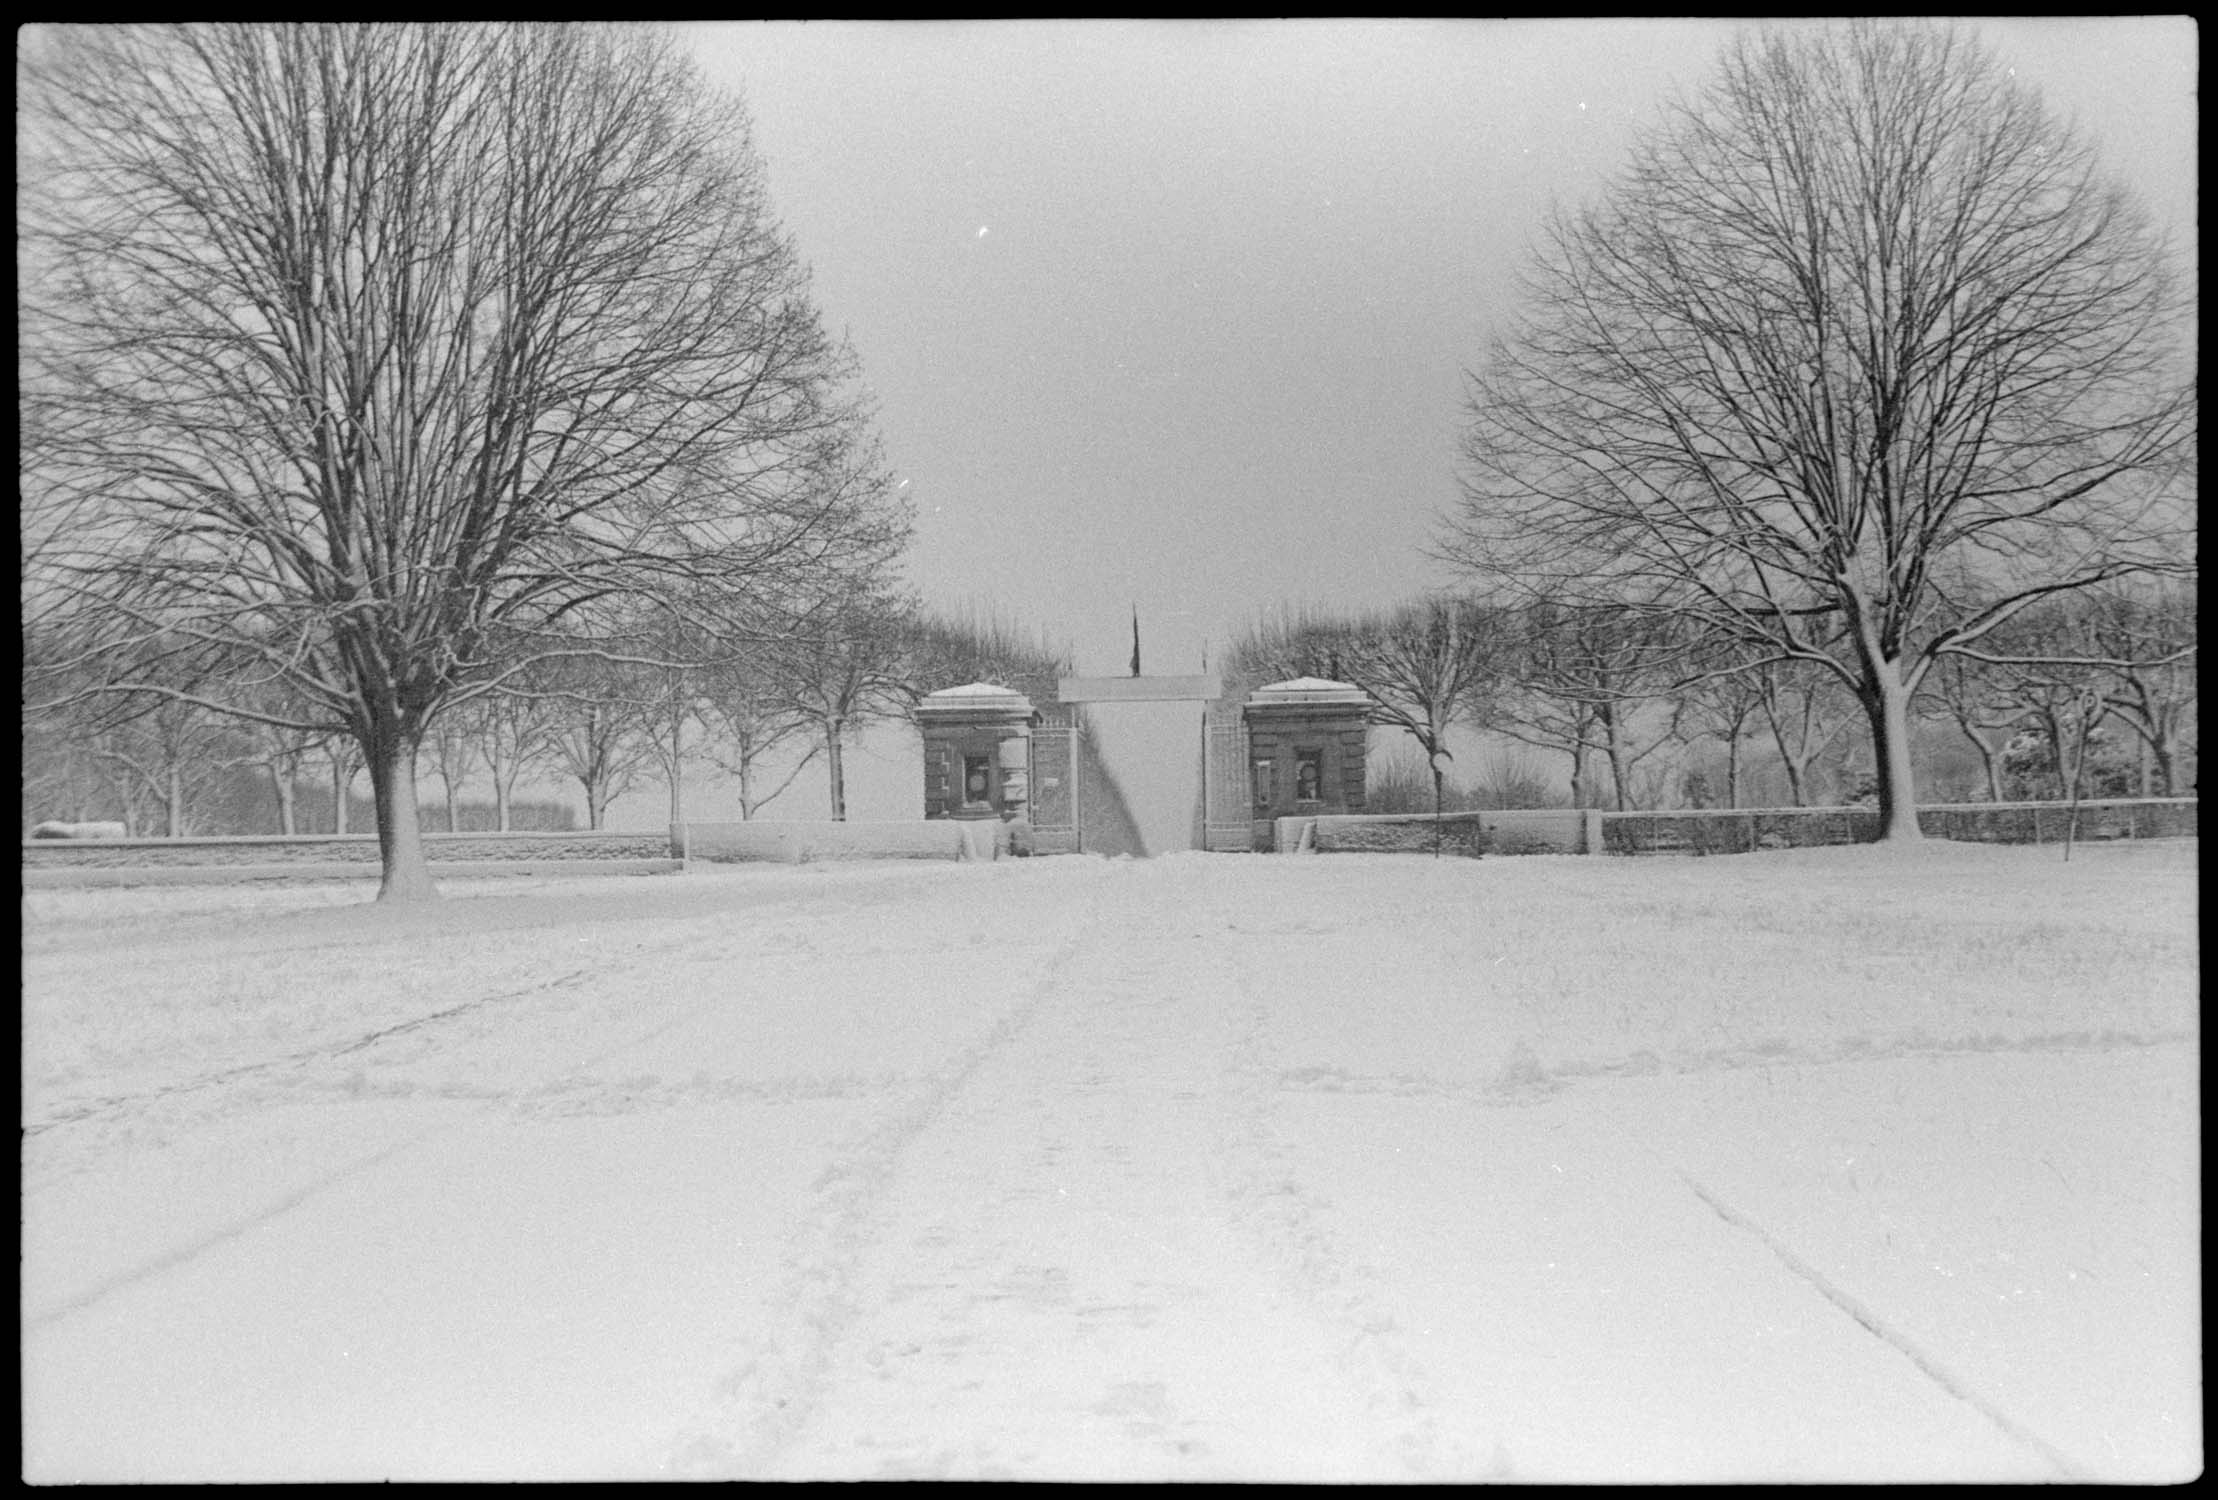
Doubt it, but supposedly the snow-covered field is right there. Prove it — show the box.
[20,841,2200,1483]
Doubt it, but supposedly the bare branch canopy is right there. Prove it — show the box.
[1440,21,2195,839]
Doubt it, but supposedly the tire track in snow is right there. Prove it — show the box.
[688,860,1432,1481]
[23,942,746,1325]
[662,921,1097,1477]
[1267,1025,2195,1103]
[21,963,605,1139]
[1215,943,1482,1480]
[23,918,862,1331]
[22,1128,441,1331]
[26,909,817,1149]
[1679,1171,2093,1482]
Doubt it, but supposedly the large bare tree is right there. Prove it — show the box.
[1443,22,2194,840]
[20,23,902,897]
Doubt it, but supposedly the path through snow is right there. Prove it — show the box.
[20,845,2200,1482]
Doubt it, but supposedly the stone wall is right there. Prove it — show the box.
[1603,798,2198,855]
[1303,815,1489,857]
[680,820,1006,863]
[20,830,673,869]
[1295,808,1599,857]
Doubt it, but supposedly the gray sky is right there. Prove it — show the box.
[678,18,2196,848]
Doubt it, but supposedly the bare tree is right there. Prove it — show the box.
[543,654,658,831]
[86,693,245,838]
[420,719,478,833]
[320,734,364,836]
[239,716,321,836]
[1753,658,1855,807]
[1973,589,2190,808]
[451,686,563,833]
[1923,650,2029,804]
[1336,596,1511,844]
[1495,604,1684,811]
[898,604,1077,705]
[2081,581,2197,797]
[697,651,819,820]
[1674,639,1775,810]
[1443,22,2194,841]
[20,23,902,898]
[761,584,916,822]
[1220,604,1350,704]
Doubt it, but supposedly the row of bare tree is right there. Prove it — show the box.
[21,602,1091,840]
[1434,23,2196,840]
[1224,583,2196,819]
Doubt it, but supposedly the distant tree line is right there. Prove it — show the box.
[20,603,1158,846]
[1223,585,2195,819]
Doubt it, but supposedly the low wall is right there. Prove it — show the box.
[1602,798,2198,855]
[1292,808,1602,857]
[20,829,674,869]
[20,859,683,889]
[679,819,1018,864]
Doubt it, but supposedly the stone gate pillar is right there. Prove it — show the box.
[1241,677,1373,851]
[917,683,1040,824]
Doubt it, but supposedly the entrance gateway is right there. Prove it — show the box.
[916,674,1372,853]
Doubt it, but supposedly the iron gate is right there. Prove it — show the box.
[1029,719,1079,854]
[1202,710,1253,851]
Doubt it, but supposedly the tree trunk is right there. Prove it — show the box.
[1856,663,1923,842]
[443,776,460,833]
[273,765,297,836]
[494,774,514,832]
[1725,733,1743,810]
[825,721,847,821]
[166,764,185,837]
[1780,752,1806,808]
[2061,689,2100,862]
[738,756,755,821]
[367,733,439,902]
[667,691,685,829]
[1598,705,1631,810]
[332,754,354,835]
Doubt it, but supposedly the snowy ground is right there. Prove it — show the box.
[20,841,2200,1483]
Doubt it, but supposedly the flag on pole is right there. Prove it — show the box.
[1129,605,1141,677]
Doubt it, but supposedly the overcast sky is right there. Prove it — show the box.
[676,18,2196,847]
[686,17,2195,676]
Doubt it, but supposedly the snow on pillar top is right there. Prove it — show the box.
[1244,677,1374,712]
[915,682,1038,726]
